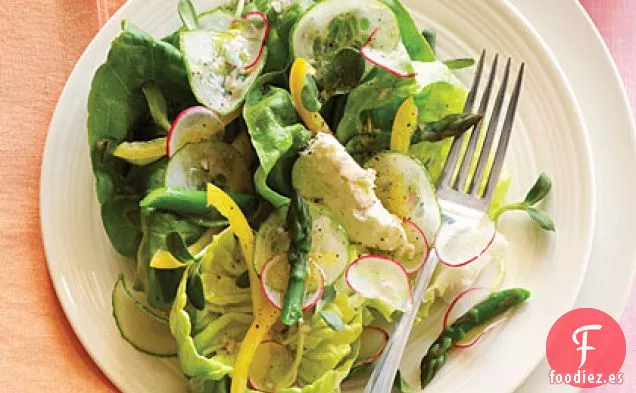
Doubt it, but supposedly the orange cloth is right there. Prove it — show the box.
[0,1,123,391]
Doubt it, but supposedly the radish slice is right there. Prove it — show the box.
[442,287,507,348]
[434,215,497,267]
[346,255,412,312]
[392,219,429,273]
[248,341,295,392]
[166,106,225,157]
[360,28,416,78]
[238,11,270,70]
[356,326,390,365]
[260,254,325,312]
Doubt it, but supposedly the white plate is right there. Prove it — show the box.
[40,1,597,393]
[511,0,636,391]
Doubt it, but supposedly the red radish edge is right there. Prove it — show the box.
[442,287,505,349]
[360,28,417,79]
[402,218,430,273]
[434,226,497,268]
[166,106,215,158]
[259,254,325,312]
[345,255,413,307]
[241,11,270,70]
[247,340,298,392]
[356,326,390,366]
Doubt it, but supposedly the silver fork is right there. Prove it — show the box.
[362,50,525,393]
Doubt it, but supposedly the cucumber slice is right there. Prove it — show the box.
[292,0,403,84]
[366,151,442,242]
[181,12,267,115]
[112,275,176,357]
[360,32,415,78]
[260,254,325,312]
[248,341,295,392]
[165,141,253,192]
[254,203,350,285]
[346,255,412,312]
[198,9,234,32]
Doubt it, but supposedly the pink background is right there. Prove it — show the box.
[0,0,632,392]
[581,0,636,391]
[580,0,636,393]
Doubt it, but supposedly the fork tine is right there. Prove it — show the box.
[439,50,486,187]
[469,58,512,195]
[483,63,525,202]
[453,54,499,191]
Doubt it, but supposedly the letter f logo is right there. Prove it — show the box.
[572,324,603,368]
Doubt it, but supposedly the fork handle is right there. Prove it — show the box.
[362,252,439,393]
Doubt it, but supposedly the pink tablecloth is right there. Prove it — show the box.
[581,1,636,391]
[0,0,631,392]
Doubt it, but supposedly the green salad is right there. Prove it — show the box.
[88,0,554,391]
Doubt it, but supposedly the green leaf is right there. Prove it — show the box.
[138,211,205,307]
[244,86,312,207]
[141,82,171,132]
[444,58,475,70]
[319,48,366,99]
[524,172,552,206]
[165,232,195,262]
[379,0,436,62]
[234,271,250,289]
[301,74,322,112]
[187,271,206,310]
[88,22,196,258]
[394,371,416,393]
[178,0,199,31]
[101,196,142,259]
[336,68,419,143]
[318,285,337,311]
[421,28,437,54]
[320,309,346,331]
[526,207,556,231]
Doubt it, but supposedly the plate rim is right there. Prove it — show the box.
[39,1,598,392]
[509,0,636,390]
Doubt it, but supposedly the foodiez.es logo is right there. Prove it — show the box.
[546,308,626,388]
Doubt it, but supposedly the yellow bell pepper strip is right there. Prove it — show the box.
[388,97,419,218]
[390,96,418,153]
[112,137,167,166]
[187,228,217,256]
[206,183,280,393]
[206,183,261,309]
[290,57,331,135]
[149,250,188,270]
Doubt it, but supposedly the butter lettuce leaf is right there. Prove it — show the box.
[244,85,312,208]
[275,293,362,392]
[336,68,419,144]
[169,229,253,384]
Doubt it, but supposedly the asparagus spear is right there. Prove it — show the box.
[281,190,313,326]
[140,188,256,215]
[417,113,482,143]
[420,288,531,387]
[345,113,482,161]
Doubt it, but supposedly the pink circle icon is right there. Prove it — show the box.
[546,308,626,388]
